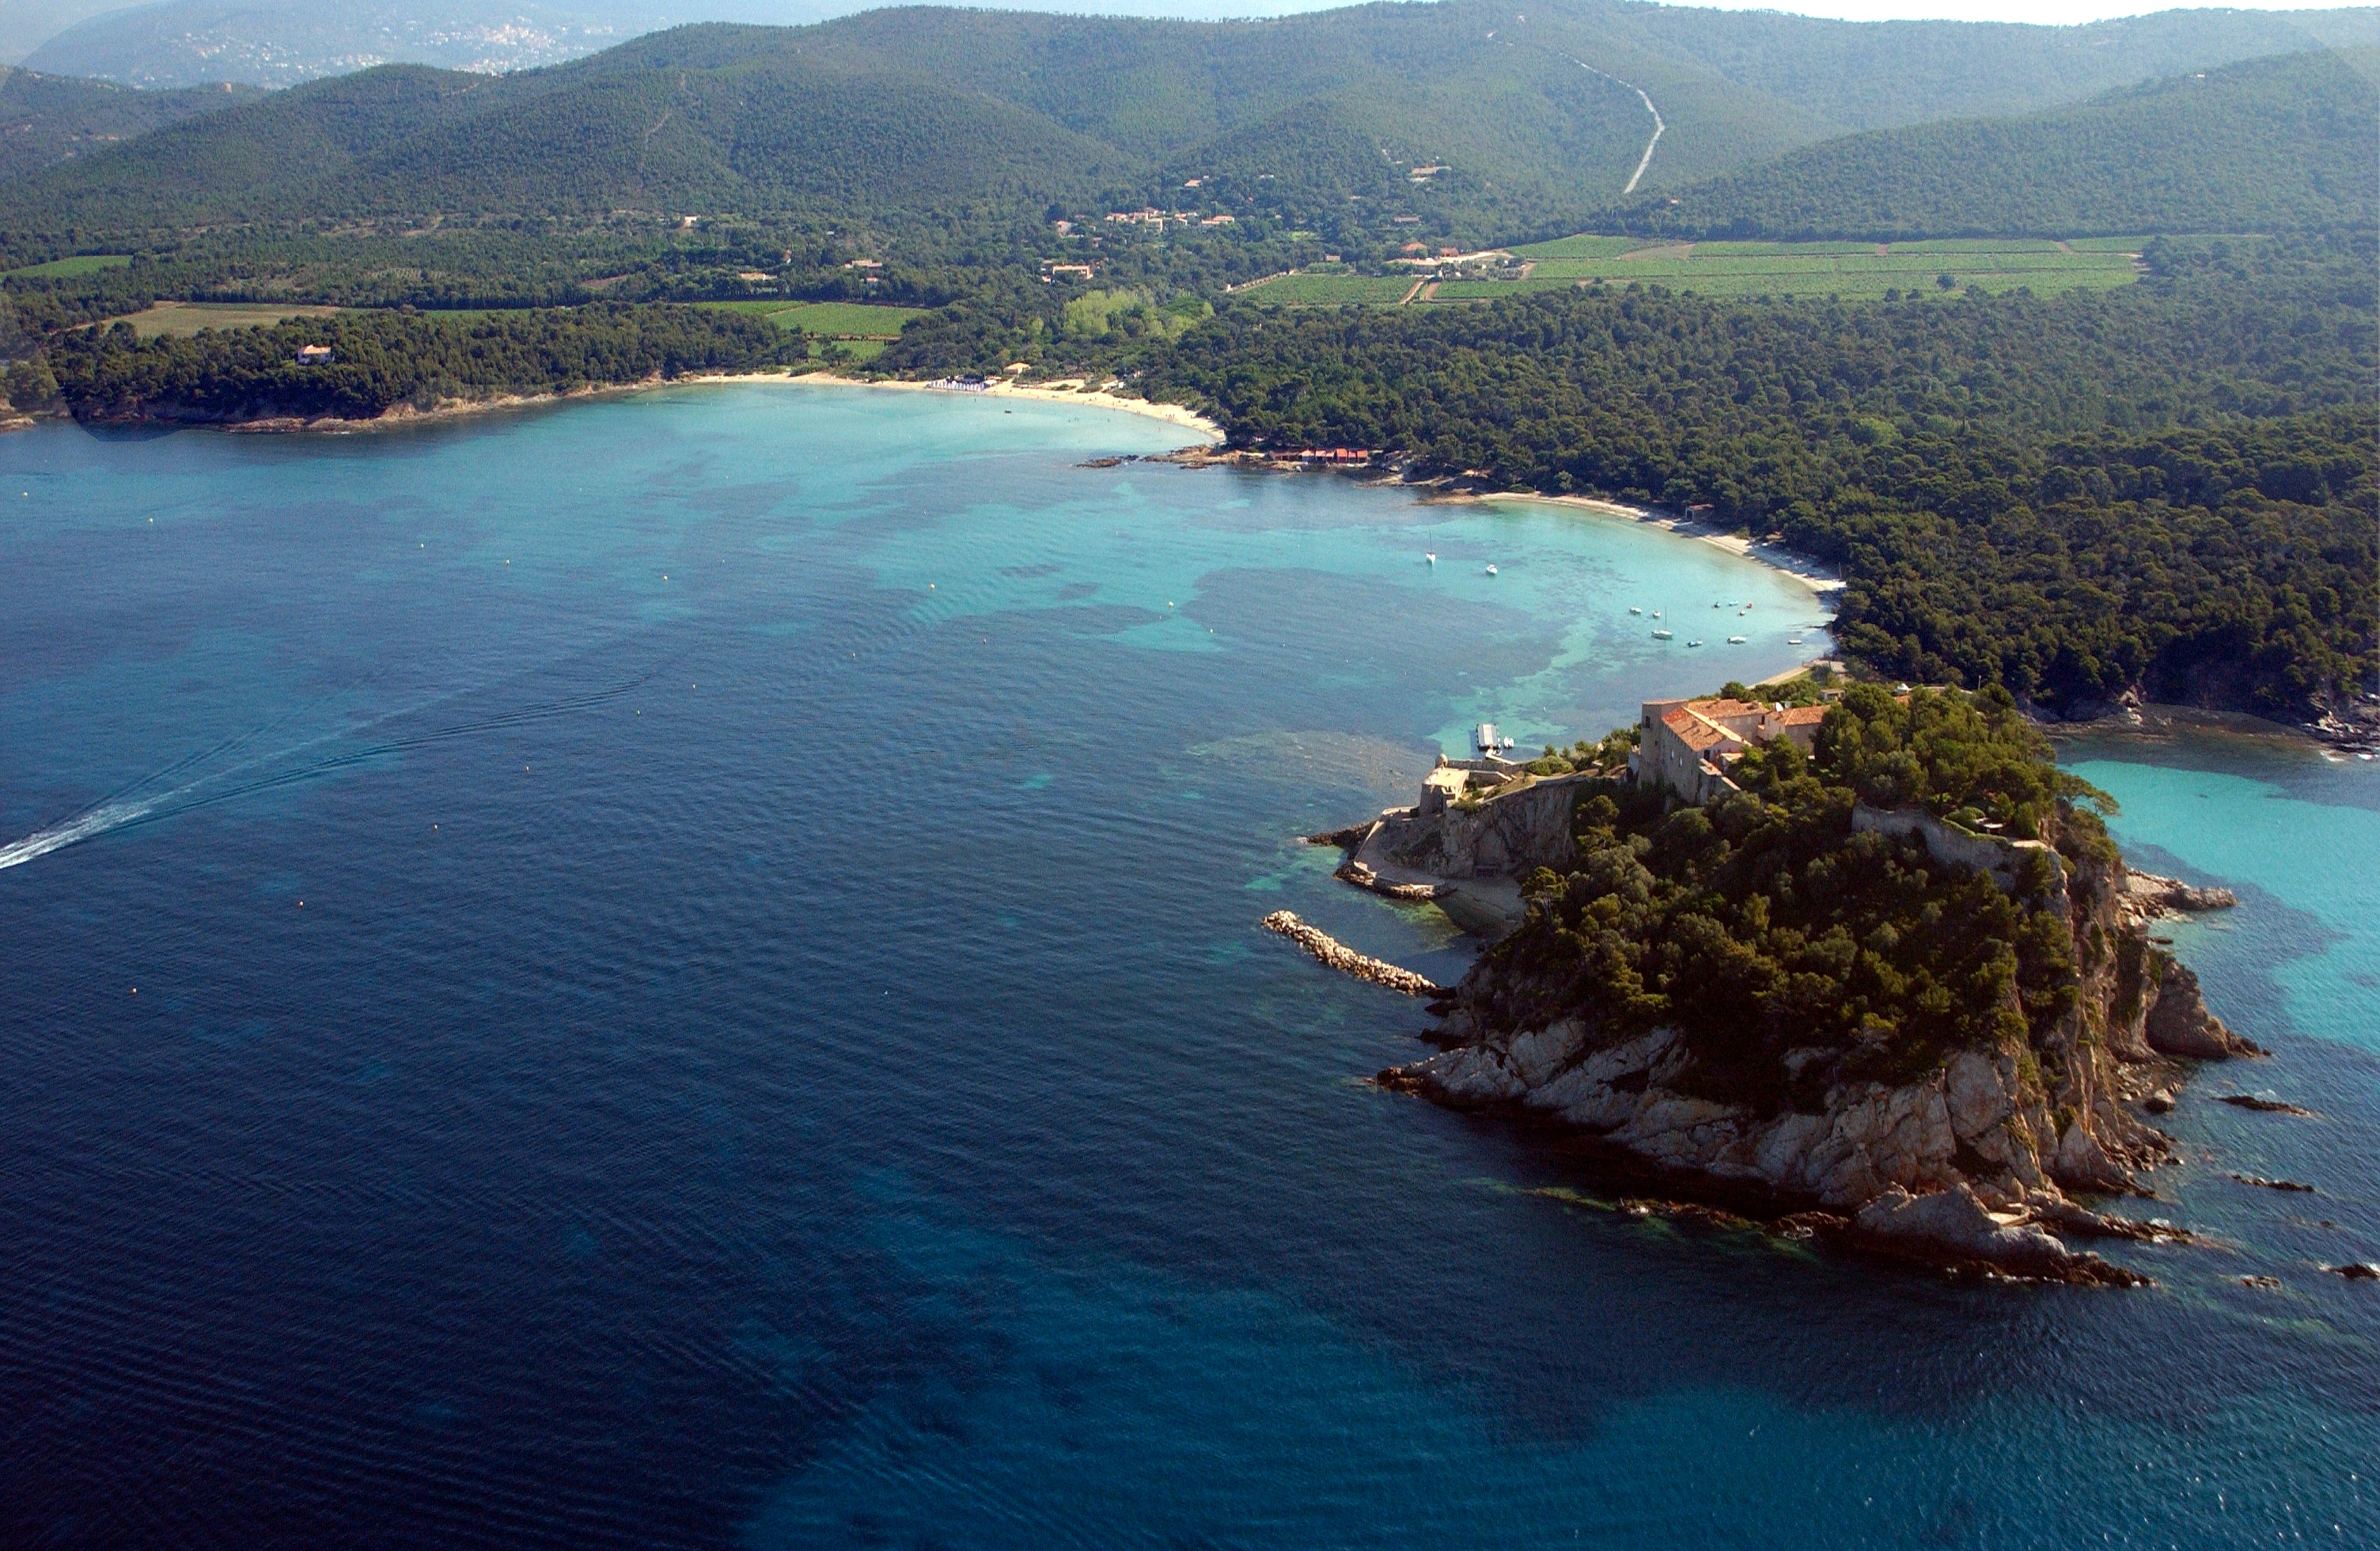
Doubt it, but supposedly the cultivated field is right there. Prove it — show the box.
[1238,236,2156,306]
[1230,274,1418,305]
[109,301,344,338]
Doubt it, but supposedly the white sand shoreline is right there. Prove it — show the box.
[1476,490,1844,601]
[681,369,1225,440]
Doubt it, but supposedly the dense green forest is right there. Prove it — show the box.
[1620,47,2379,240]
[0,67,260,181]
[1143,237,2378,719]
[28,304,798,423]
[1490,685,2102,1104]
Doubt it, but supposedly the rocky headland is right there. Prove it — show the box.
[1294,686,2260,1284]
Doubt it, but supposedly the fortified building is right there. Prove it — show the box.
[1633,696,1827,803]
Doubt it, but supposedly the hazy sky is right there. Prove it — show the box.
[1647,0,2359,20]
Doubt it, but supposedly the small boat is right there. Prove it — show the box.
[1425,552,1436,564]
[1484,564,1498,575]
[1651,609,1663,619]
[1687,639,1704,648]
[1728,635,1747,643]
[1628,606,1642,615]
[1651,628,1673,640]
[1714,601,1725,609]
[1787,635,1805,646]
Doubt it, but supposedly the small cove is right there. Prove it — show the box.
[0,383,2371,1549]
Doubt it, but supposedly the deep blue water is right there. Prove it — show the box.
[0,384,2372,1549]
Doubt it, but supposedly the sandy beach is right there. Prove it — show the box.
[761,369,1225,439]
[1477,490,1844,599]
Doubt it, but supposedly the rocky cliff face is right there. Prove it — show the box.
[1366,772,1589,881]
[1381,807,2253,1280]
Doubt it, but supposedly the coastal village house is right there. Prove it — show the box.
[1634,696,1826,804]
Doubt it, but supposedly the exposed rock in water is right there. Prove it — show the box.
[1260,911,1444,998]
[2230,1174,2316,1193]
[2123,870,2240,918]
[2026,1196,2193,1243]
[2238,1275,2283,1290]
[2326,1262,2380,1280]
[2216,1094,2313,1115]
[1334,857,1452,902]
[2143,1089,2176,1113]
[1851,1184,2143,1284]
[2143,958,2264,1059]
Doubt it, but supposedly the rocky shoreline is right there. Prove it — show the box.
[1284,738,2267,1286]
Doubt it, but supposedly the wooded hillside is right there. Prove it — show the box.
[1624,47,2380,240]
[10,3,2379,248]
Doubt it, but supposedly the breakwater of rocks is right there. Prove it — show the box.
[1260,912,1446,997]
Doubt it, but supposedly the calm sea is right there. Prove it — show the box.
[0,384,2371,1549]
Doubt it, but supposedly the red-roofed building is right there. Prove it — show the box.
[1635,696,1829,803]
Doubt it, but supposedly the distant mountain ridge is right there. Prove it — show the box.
[21,0,2380,119]
[9,0,1345,85]
[7,2,2379,244]
[21,0,659,89]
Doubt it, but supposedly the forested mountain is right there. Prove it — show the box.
[0,66,260,180]
[1618,2,2377,131]
[25,0,2379,123]
[8,0,1356,89]
[1627,47,2380,240]
[0,8,1817,242]
[11,2,2380,247]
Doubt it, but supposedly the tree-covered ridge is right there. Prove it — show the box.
[0,12,1765,247]
[1498,685,2097,1107]
[1613,2,2379,134]
[1146,239,2377,719]
[26,304,798,423]
[12,2,2380,253]
[1620,47,2379,241]
[0,67,261,182]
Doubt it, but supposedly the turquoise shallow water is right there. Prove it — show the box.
[0,384,2371,1548]
[2065,742,2380,1056]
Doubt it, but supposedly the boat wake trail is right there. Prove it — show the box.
[0,801,162,872]
[0,672,655,874]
